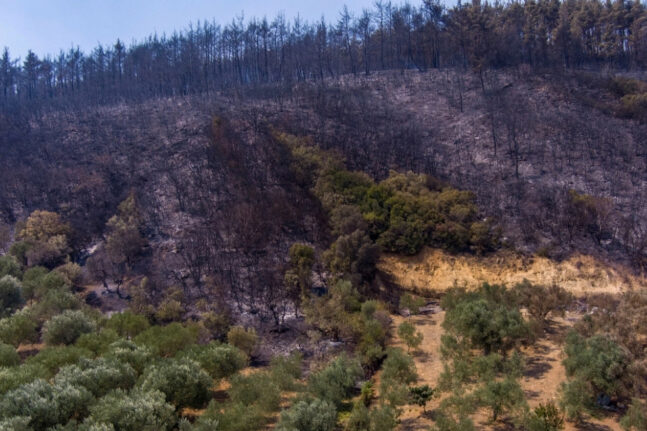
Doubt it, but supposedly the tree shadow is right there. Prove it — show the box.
[524,356,553,379]
[574,421,613,431]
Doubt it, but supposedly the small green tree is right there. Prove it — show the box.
[525,402,565,431]
[0,275,23,317]
[42,310,96,345]
[276,399,337,431]
[398,321,424,352]
[105,311,150,338]
[179,342,248,381]
[409,385,434,413]
[476,377,527,422]
[400,293,425,315]
[0,342,20,367]
[0,255,21,279]
[84,389,176,431]
[226,325,258,357]
[0,309,39,347]
[133,322,198,357]
[139,358,212,409]
[308,354,363,408]
[53,357,137,398]
[229,372,281,413]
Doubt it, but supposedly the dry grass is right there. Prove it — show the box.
[379,248,646,297]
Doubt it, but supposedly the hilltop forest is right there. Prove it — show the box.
[1,0,647,430]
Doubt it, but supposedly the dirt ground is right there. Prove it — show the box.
[389,309,624,431]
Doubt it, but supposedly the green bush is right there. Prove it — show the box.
[229,372,281,413]
[226,326,258,357]
[32,290,81,322]
[620,398,647,431]
[442,285,529,354]
[43,310,96,345]
[139,358,212,409]
[525,402,565,431]
[475,377,526,422]
[26,345,92,377]
[0,309,39,347]
[0,256,21,279]
[0,379,93,430]
[0,416,31,431]
[195,401,264,431]
[0,342,20,367]
[105,311,150,338]
[84,389,176,431]
[134,322,198,357]
[104,339,153,375]
[0,275,23,317]
[276,398,337,431]
[380,348,418,408]
[54,357,137,397]
[0,363,48,395]
[398,321,423,352]
[75,329,120,355]
[178,342,248,380]
[308,354,363,408]
[270,352,303,390]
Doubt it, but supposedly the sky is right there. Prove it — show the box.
[0,0,386,59]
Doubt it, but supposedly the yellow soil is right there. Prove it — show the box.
[379,248,646,296]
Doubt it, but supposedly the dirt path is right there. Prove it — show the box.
[389,310,624,431]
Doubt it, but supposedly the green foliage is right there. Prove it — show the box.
[442,284,529,354]
[104,339,153,375]
[559,378,591,422]
[398,321,423,352]
[308,354,363,408]
[562,331,628,398]
[0,343,20,367]
[346,401,371,431]
[621,399,647,431]
[323,229,380,284]
[179,342,248,380]
[270,352,303,390]
[0,275,23,317]
[409,385,434,412]
[54,357,136,397]
[75,329,120,356]
[84,389,176,431]
[105,193,148,267]
[104,311,150,338]
[475,377,526,422]
[380,348,418,408]
[0,416,31,431]
[17,210,71,268]
[43,310,96,345]
[304,279,362,341]
[0,363,48,395]
[133,322,198,357]
[0,256,21,279]
[276,398,337,431]
[229,372,281,413]
[525,402,565,431]
[368,405,399,431]
[0,309,39,346]
[0,379,93,430]
[32,289,82,322]
[139,358,212,409]
[226,325,258,357]
[26,345,92,377]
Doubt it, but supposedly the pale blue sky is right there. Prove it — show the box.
[0,0,385,58]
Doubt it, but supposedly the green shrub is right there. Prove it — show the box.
[226,326,258,357]
[54,357,137,397]
[105,311,150,339]
[525,402,565,431]
[475,377,526,422]
[270,352,303,390]
[0,342,20,367]
[139,358,212,409]
[229,372,281,413]
[380,348,418,407]
[0,416,31,431]
[0,379,93,430]
[43,310,96,345]
[178,342,248,380]
[134,322,198,357]
[562,332,628,399]
[398,321,423,352]
[26,345,92,377]
[308,354,363,408]
[32,289,81,321]
[276,398,337,431]
[75,329,120,355]
[0,256,21,279]
[0,275,23,317]
[0,309,39,347]
[0,363,48,395]
[84,389,176,431]
[104,339,153,375]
